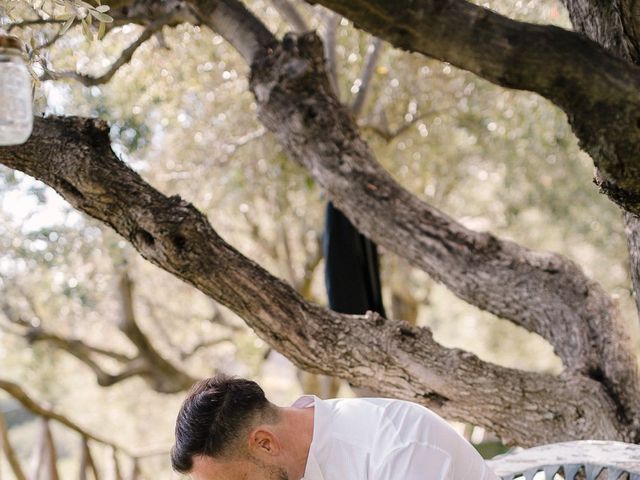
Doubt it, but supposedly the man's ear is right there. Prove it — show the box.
[248,427,281,457]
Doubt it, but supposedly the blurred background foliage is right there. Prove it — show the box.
[0,0,636,477]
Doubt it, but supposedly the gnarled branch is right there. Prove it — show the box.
[249,30,640,425]
[301,0,640,215]
[0,115,633,444]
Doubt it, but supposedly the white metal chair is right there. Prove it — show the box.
[486,441,640,479]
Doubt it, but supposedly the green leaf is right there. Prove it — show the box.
[98,20,106,40]
[60,16,75,35]
[81,18,93,41]
[90,10,113,23]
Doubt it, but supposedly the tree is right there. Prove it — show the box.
[2,0,640,448]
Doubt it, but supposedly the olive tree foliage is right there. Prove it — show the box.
[1,0,639,449]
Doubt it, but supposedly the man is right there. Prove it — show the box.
[171,374,499,480]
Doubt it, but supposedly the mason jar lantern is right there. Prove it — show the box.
[0,34,33,146]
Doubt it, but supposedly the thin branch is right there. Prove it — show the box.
[180,336,232,360]
[322,11,340,98]
[293,231,323,300]
[7,18,66,32]
[111,447,123,480]
[359,108,452,142]
[26,328,134,364]
[0,280,191,392]
[40,17,169,86]
[0,411,27,480]
[350,36,383,118]
[116,271,196,392]
[270,0,309,32]
[79,437,100,480]
[42,419,60,480]
[35,29,65,51]
[0,379,132,455]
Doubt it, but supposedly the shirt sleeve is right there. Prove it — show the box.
[372,442,500,480]
[373,442,453,480]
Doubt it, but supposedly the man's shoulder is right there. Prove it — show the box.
[325,396,429,413]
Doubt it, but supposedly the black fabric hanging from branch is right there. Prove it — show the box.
[323,202,386,317]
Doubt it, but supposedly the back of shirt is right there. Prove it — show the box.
[306,396,498,480]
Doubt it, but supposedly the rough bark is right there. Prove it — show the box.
[6,0,640,444]
[560,0,640,62]
[0,116,631,444]
[180,3,640,427]
[300,0,640,216]
[248,32,640,431]
[190,0,276,62]
[181,0,640,408]
[558,0,640,325]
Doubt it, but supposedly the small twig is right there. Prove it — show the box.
[322,11,341,98]
[359,108,454,142]
[40,17,169,86]
[350,37,383,118]
[180,336,232,360]
[7,17,66,32]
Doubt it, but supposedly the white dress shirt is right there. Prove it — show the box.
[292,395,499,480]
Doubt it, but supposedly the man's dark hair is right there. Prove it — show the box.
[171,374,278,473]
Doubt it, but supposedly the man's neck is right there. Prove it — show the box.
[278,405,315,479]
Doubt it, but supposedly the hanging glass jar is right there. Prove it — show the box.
[0,34,33,146]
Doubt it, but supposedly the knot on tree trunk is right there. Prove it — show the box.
[249,32,343,129]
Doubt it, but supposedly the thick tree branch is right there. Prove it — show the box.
[6,0,640,442]
[560,0,640,63]
[557,0,640,331]
[185,6,640,405]
[248,32,640,427]
[190,0,277,62]
[300,0,640,215]
[0,116,634,444]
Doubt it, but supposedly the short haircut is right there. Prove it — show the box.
[171,374,278,473]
